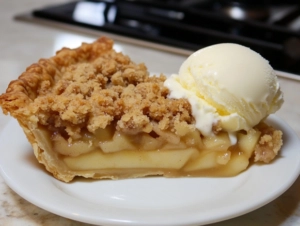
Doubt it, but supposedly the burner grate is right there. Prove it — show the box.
[32,0,300,74]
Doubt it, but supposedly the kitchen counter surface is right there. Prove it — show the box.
[1,1,300,225]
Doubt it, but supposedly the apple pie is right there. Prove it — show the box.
[0,37,283,182]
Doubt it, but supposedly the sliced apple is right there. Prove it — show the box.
[94,124,114,142]
[237,129,261,158]
[202,132,231,151]
[138,133,163,151]
[63,148,198,170]
[52,134,96,157]
[183,151,222,171]
[99,132,137,153]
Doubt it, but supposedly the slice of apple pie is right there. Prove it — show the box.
[0,37,283,182]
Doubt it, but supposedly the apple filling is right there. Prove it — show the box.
[36,122,263,178]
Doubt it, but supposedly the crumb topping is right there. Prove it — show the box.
[0,37,193,139]
[254,123,283,163]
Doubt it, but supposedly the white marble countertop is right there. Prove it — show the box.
[1,1,300,225]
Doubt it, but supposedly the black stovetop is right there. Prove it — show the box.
[31,0,300,74]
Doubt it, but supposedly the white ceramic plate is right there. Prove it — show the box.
[0,116,300,226]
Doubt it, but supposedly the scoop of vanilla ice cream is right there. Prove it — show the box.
[164,43,283,137]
